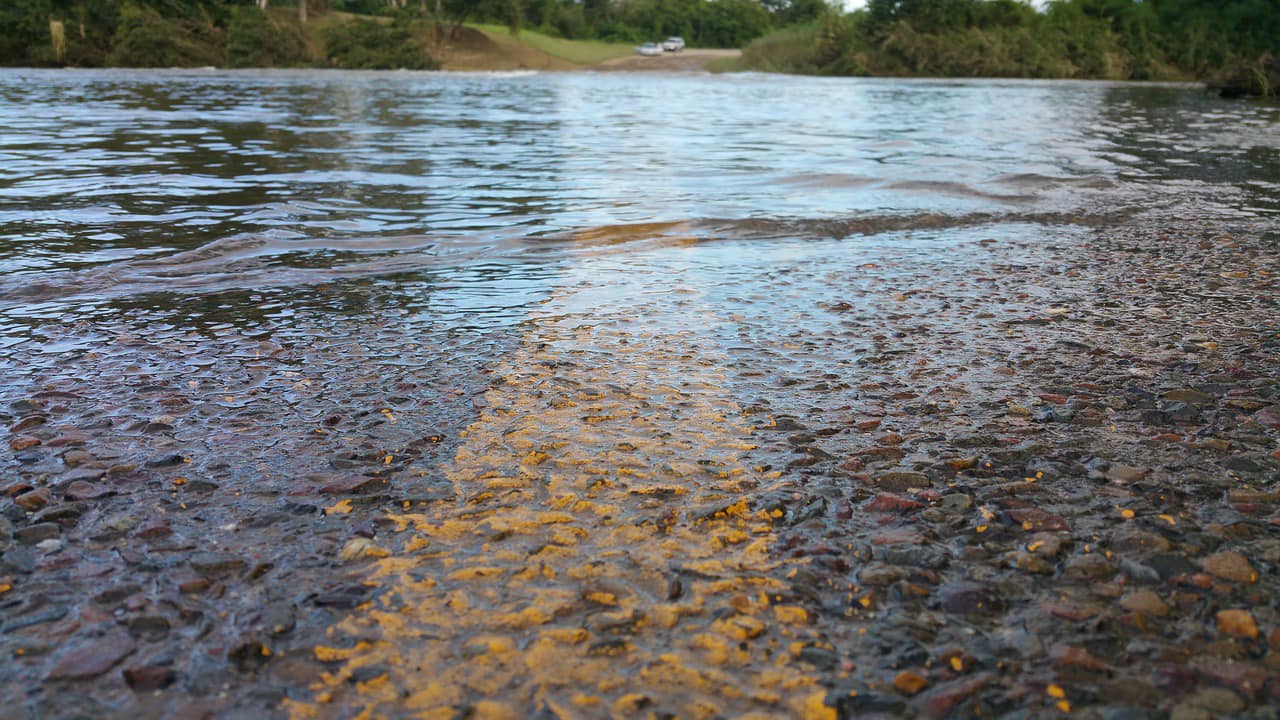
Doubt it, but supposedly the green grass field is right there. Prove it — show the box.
[474,24,635,65]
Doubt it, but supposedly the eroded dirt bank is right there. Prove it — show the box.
[2,217,1278,719]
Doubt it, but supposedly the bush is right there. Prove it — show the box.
[226,6,306,68]
[106,2,222,67]
[321,18,438,69]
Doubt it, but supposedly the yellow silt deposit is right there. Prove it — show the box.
[290,285,836,719]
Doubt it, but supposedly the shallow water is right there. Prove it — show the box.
[3,70,1279,718]
[1,70,1277,347]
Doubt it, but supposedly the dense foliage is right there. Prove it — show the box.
[1,0,1276,90]
[740,0,1279,87]
[0,0,817,67]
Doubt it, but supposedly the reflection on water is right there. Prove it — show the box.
[0,69,1277,350]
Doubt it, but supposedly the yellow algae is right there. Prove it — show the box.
[540,627,589,644]
[773,606,809,625]
[325,498,354,515]
[341,538,391,562]
[313,642,377,662]
[713,614,767,641]
[522,450,551,466]
[493,606,554,629]
[797,690,838,720]
[402,536,431,553]
[690,633,749,666]
[369,556,420,579]
[446,566,504,581]
[288,296,834,720]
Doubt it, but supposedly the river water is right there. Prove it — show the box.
[1,70,1277,348]
[2,70,1280,718]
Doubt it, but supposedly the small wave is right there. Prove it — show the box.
[0,210,1134,308]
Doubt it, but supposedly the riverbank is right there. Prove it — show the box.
[3,212,1277,717]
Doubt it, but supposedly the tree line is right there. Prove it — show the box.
[2,0,1276,90]
[0,0,827,67]
[740,0,1278,88]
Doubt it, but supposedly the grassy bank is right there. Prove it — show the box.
[474,24,634,66]
[2,5,635,71]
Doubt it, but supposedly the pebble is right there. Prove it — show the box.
[1119,590,1169,616]
[189,552,248,575]
[937,582,1003,615]
[892,670,929,696]
[1199,550,1258,583]
[14,487,51,511]
[62,481,114,501]
[14,523,60,545]
[1214,609,1259,639]
[123,664,176,691]
[1106,465,1147,483]
[9,435,41,451]
[46,636,137,680]
[875,471,930,492]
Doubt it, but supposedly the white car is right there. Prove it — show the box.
[662,37,685,52]
[636,42,662,57]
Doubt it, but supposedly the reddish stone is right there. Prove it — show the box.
[46,637,136,680]
[62,481,114,501]
[839,458,865,473]
[9,435,41,452]
[134,520,173,539]
[1192,659,1270,701]
[2,482,34,497]
[869,527,925,546]
[1049,644,1111,672]
[1038,393,1069,404]
[178,578,211,593]
[1149,433,1183,443]
[854,419,883,431]
[865,493,925,513]
[1252,408,1280,429]
[15,488,52,511]
[9,416,46,433]
[914,489,942,503]
[123,665,176,691]
[912,673,992,719]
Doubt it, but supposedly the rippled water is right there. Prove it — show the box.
[0,69,1277,347]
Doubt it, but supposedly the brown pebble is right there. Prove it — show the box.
[10,416,47,433]
[1215,609,1259,639]
[14,488,52,511]
[9,435,41,452]
[3,482,35,498]
[894,670,929,696]
[62,481,114,501]
[46,637,137,680]
[1119,590,1170,616]
[178,578,211,593]
[123,665,175,691]
[1200,550,1258,583]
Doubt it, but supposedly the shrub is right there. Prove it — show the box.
[226,6,306,68]
[321,17,438,69]
[106,2,222,67]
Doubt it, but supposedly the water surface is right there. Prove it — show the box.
[0,69,1276,350]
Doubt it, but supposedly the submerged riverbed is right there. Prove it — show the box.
[1,70,1278,719]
